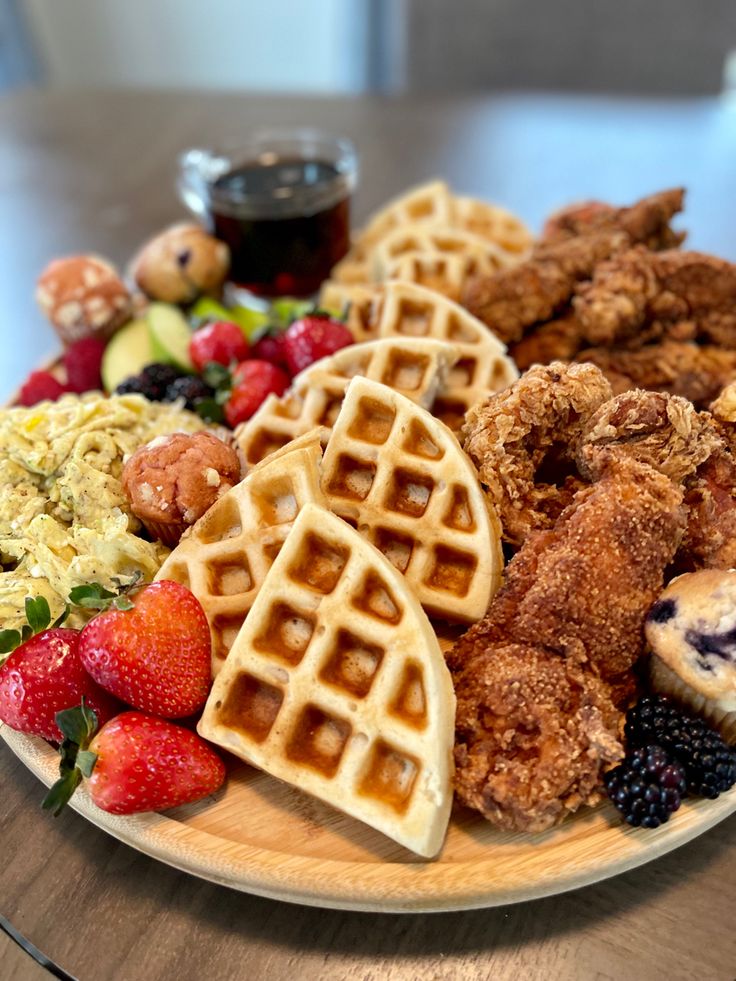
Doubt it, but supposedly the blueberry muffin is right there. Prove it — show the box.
[645,569,736,744]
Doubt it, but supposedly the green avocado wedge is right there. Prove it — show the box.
[101,318,154,393]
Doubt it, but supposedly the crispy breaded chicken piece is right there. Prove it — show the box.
[464,189,685,344]
[578,341,736,407]
[574,249,736,347]
[489,457,686,684]
[577,390,721,483]
[709,382,736,454]
[447,456,684,832]
[508,309,585,370]
[463,230,629,344]
[543,187,685,250]
[462,362,612,545]
[450,641,623,833]
[679,448,736,572]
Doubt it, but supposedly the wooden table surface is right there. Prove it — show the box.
[2,88,736,981]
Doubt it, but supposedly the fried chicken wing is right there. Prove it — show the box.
[488,457,686,684]
[451,641,623,833]
[543,187,685,250]
[462,362,612,545]
[577,390,721,483]
[578,341,736,407]
[574,249,736,348]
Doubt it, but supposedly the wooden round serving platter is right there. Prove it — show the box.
[4,722,736,913]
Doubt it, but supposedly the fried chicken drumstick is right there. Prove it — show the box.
[449,455,685,832]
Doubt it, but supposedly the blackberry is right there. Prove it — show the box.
[114,375,147,397]
[139,363,184,399]
[114,363,183,401]
[605,745,687,828]
[164,375,215,410]
[626,695,736,798]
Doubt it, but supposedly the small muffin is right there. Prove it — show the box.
[645,569,736,743]
[130,223,230,304]
[122,431,241,547]
[36,255,132,344]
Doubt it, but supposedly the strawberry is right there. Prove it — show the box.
[0,596,121,742]
[64,337,106,393]
[189,320,249,372]
[17,370,67,406]
[78,580,212,718]
[42,705,226,816]
[281,315,353,375]
[250,332,289,372]
[223,360,290,427]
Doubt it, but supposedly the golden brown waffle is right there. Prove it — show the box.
[321,376,503,622]
[330,181,532,285]
[316,280,519,432]
[319,282,382,342]
[451,195,533,255]
[331,181,454,284]
[197,502,456,858]
[155,440,326,675]
[234,336,459,468]
[374,281,518,430]
[370,225,515,283]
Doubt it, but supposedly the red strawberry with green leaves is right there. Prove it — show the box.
[77,580,212,719]
[0,597,120,742]
[42,704,226,815]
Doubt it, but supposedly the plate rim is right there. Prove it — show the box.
[4,722,736,914]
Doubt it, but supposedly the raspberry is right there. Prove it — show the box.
[189,321,250,372]
[625,695,736,798]
[64,337,106,393]
[281,315,353,375]
[250,333,289,371]
[604,745,687,828]
[224,360,290,428]
[164,375,215,410]
[17,370,67,406]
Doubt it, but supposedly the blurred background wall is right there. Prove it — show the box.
[2,0,736,96]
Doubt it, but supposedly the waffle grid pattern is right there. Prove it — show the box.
[321,376,502,622]
[198,503,455,857]
[156,442,326,674]
[234,336,458,468]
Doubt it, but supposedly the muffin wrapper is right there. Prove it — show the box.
[141,517,188,549]
[649,655,736,745]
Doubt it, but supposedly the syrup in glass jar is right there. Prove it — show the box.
[178,130,358,297]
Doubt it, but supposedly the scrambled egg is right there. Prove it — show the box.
[0,393,207,631]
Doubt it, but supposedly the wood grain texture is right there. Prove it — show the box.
[0,932,52,981]
[4,721,736,916]
[3,88,736,980]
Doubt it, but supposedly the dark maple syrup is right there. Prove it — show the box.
[209,157,351,297]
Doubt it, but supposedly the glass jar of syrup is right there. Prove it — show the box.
[178,129,358,297]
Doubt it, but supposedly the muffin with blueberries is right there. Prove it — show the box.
[645,568,736,744]
[122,431,241,547]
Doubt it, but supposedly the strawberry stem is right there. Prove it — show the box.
[41,701,99,816]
